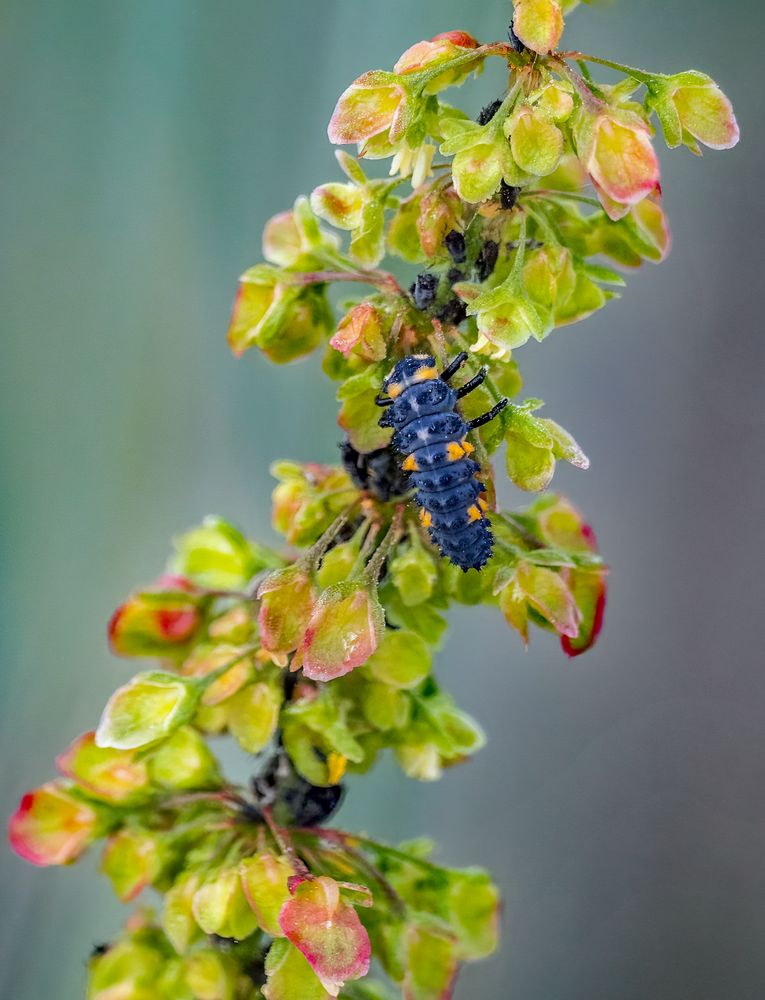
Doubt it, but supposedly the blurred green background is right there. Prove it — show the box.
[1,1,763,997]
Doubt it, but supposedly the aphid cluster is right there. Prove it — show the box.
[377,354,508,571]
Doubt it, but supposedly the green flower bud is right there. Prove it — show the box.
[650,71,739,151]
[271,461,358,547]
[225,681,281,754]
[96,672,201,751]
[148,726,220,790]
[362,681,412,731]
[56,731,150,804]
[172,516,279,590]
[365,629,431,689]
[512,0,564,54]
[389,543,437,607]
[184,950,237,1000]
[448,869,501,960]
[258,565,317,656]
[101,829,165,902]
[163,873,205,954]
[264,939,331,1000]
[192,868,259,940]
[240,852,293,937]
[402,922,458,1000]
[506,105,564,177]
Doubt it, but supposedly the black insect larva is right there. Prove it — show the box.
[376,353,508,571]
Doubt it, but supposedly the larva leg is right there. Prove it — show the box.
[375,394,395,407]
[456,367,488,399]
[467,397,508,429]
[440,352,468,383]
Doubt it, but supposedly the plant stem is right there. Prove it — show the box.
[559,51,655,85]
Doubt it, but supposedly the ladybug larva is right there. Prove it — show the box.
[376,353,508,571]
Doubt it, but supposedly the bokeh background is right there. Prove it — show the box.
[2,1,763,997]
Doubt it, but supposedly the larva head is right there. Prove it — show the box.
[383,354,439,399]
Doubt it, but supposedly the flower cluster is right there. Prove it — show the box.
[9,2,737,997]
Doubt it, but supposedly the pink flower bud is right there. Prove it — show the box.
[56,731,150,803]
[581,111,660,220]
[330,303,387,362]
[278,876,371,995]
[9,781,100,866]
[394,31,481,94]
[661,72,739,150]
[108,575,201,659]
[328,71,409,146]
[513,0,564,55]
[258,565,317,656]
[297,584,385,682]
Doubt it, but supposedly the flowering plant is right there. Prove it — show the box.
[9,2,737,997]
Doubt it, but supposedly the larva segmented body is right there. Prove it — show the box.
[376,354,508,571]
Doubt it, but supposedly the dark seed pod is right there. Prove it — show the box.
[340,440,411,501]
[251,751,345,827]
[476,240,499,282]
[477,98,503,125]
[444,229,467,263]
[410,272,439,310]
[500,181,521,210]
[508,23,527,52]
[436,297,468,327]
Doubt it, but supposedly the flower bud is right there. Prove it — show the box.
[329,303,387,363]
[297,583,385,681]
[108,576,202,659]
[101,829,164,902]
[578,110,660,220]
[365,629,431,689]
[258,564,317,656]
[653,71,739,151]
[416,184,464,258]
[403,923,458,1000]
[240,852,293,937]
[506,105,564,176]
[448,869,501,960]
[395,741,442,782]
[278,876,371,995]
[517,561,580,638]
[228,268,332,363]
[522,245,576,314]
[328,71,408,146]
[271,462,358,547]
[163,873,205,954]
[512,0,564,55]
[173,516,277,590]
[317,540,359,589]
[192,868,259,940]
[147,726,220,790]
[361,681,411,731]
[56,731,150,804]
[184,950,238,1000]
[451,136,514,204]
[264,939,332,1000]
[88,938,166,1000]
[225,681,281,753]
[9,781,100,866]
[534,82,574,122]
[394,31,481,95]
[96,672,201,751]
[389,542,438,607]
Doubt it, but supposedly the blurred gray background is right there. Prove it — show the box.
[1,1,763,997]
